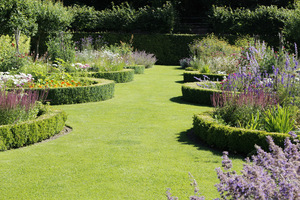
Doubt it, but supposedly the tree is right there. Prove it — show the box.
[0,0,37,53]
[32,0,73,58]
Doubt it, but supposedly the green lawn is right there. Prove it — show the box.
[0,65,244,199]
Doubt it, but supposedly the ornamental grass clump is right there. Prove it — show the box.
[0,90,41,125]
[167,132,300,199]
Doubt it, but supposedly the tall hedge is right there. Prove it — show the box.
[73,32,204,65]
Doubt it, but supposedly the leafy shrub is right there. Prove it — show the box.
[210,5,292,37]
[0,34,32,72]
[80,2,177,33]
[47,33,76,63]
[264,104,296,133]
[179,57,191,68]
[188,35,240,73]
[70,5,99,32]
[134,1,176,33]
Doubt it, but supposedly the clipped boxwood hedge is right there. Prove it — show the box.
[26,78,115,105]
[182,82,222,106]
[193,112,297,155]
[124,65,145,74]
[0,109,67,151]
[89,69,134,83]
[183,71,227,82]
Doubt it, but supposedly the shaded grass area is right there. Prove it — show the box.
[0,66,244,199]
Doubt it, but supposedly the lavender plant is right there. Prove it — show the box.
[179,57,191,69]
[215,133,300,199]
[131,51,157,68]
[166,132,300,199]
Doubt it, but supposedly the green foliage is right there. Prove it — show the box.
[193,112,295,155]
[245,110,261,130]
[18,62,48,80]
[69,2,176,33]
[31,0,73,56]
[189,34,239,60]
[284,4,300,48]
[89,69,134,83]
[72,32,204,65]
[183,71,226,82]
[29,78,115,105]
[263,105,296,133]
[210,5,292,45]
[0,109,67,151]
[0,34,32,72]
[98,2,137,32]
[69,5,99,32]
[124,65,145,74]
[0,0,37,39]
[133,1,176,33]
[47,33,76,63]
[181,82,221,106]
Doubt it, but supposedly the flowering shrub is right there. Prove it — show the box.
[179,57,191,69]
[73,63,91,71]
[131,51,157,68]
[187,35,240,73]
[0,72,34,88]
[0,90,41,125]
[167,132,300,199]
[215,133,300,199]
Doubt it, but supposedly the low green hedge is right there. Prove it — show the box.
[0,109,67,151]
[182,82,221,106]
[183,71,226,82]
[89,69,134,83]
[124,65,145,74]
[193,112,297,155]
[25,78,115,105]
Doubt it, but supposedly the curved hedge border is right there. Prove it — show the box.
[193,112,297,155]
[26,78,115,105]
[0,109,67,151]
[184,71,226,82]
[182,82,221,106]
[124,65,145,74]
[89,69,134,83]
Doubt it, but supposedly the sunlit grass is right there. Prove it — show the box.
[0,65,244,199]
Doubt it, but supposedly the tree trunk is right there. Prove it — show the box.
[14,28,21,54]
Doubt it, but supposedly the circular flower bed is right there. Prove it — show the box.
[88,69,134,83]
[182,82,222,106]
[124,65,145,74]
[193,112,298,155]
[28,78,115,105]
[0,109,67,151]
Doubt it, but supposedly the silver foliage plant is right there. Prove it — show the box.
[167,132,300,200]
